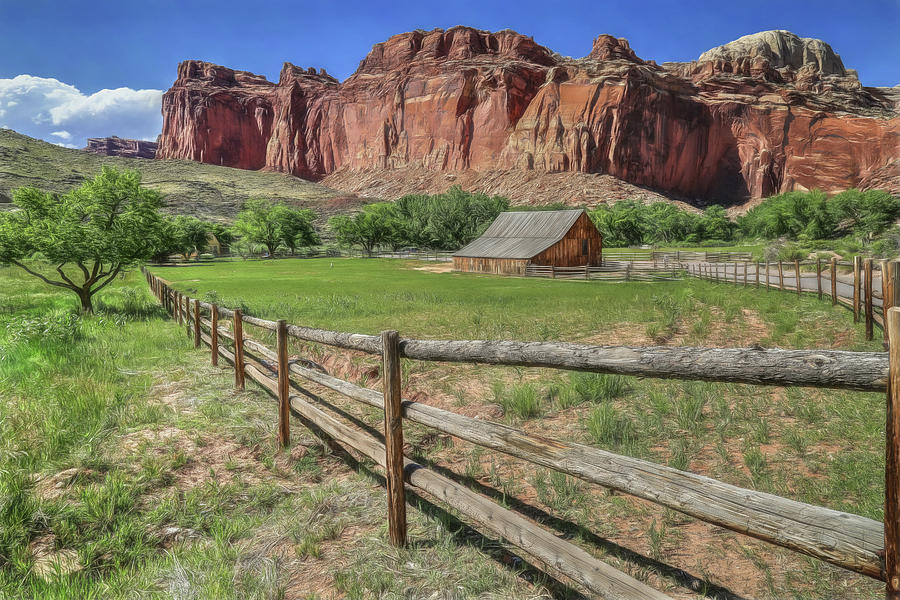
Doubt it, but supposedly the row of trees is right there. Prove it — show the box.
[589,202,733,246]
[329,187,509,254]
[153,199,319,260]
[736,189,898,241]
[587,190,899,247]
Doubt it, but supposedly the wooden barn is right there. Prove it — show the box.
[453,209,602,275]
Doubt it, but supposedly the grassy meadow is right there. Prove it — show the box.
[151,257,887,599]
[0,265,556,599]
[0,257,889,598]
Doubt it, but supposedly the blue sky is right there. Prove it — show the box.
[0,0,897,148]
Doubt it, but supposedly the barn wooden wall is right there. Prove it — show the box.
[530,212,603,267]
[453,257,528,275]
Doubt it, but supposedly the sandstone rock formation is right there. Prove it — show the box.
[157,27,899,206]
[83,136,158,159]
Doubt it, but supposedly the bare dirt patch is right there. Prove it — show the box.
[29,534,81,578]
[117,426,297,489]
[33,467,83,501]
[410,263,454,274]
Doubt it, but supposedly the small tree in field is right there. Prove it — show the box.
[171,215,210,260]
[0,167,165,313]
[232,199,282,256]
[329,205,393,256]
[273,205,319,255]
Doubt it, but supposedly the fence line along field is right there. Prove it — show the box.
[147,257,891,599]
[1,265,575,599]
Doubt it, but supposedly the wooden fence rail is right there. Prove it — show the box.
[143,267,899,597]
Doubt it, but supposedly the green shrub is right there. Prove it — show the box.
[569,373,630,405]
[493,382,543,420]
[586,404,637,451]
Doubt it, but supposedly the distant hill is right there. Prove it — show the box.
[0,129,362,223]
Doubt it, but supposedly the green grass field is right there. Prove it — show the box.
[1,258,889,598]
[152,257,887,599]
[0,266,555,599]
[157,257,876,349]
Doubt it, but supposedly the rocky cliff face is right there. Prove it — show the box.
[84,136,158,159]
[157,27,899,205]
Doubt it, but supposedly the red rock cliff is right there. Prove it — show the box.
[156,27,899,204]
[84,136,158,159]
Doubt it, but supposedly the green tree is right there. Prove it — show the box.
[272,205,319,255]
[590,201,646,247]
[171,215,209,260]
[0,167,165,313]
[697,205,733,241]
[329,205,393,256]
[233,199,282,256]
[390,187,508,250]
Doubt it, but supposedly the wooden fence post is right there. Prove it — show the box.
[756,261,760,288]
[584,264,590,280]
[744,262,748,288]
[733,262,738,285]
[193,299,201,348]
[174,292,181,324]
[381,330,408,547]
[233,309,245,390]
[884,261,892,349]
[185,296,192,338]
[277,320,290,448]
[766,262,770,291]
[550,266,556,279]
[865,259,873,341]
[795,259,802,297]
[854,256,861,323]
[886,287,900,598]
[831,258,838,306]
[211,305,219,366]
[817,259,823,300]
[778,261,784,290]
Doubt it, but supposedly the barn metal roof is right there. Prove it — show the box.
[453,209,586,259]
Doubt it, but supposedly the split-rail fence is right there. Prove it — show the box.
[688,257,890,344]
[143,266,900,599]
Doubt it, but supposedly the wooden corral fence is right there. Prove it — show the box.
[525,263,683,281]
[687,258,892,344]
[601,249,753,263]
[143,266,900,599]
[342,248,455,261]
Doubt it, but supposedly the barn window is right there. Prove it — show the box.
[582,239,588,255]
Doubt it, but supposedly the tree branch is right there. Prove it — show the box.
[56,264,79,288]
[76,261,90,282]
[11,261,74,290]
[89,265,122,296]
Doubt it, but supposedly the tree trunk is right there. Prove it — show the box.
[78,289,93,314]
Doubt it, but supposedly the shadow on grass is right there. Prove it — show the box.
[286,382,747,600]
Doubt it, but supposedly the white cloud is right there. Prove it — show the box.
[0,75,162,149]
